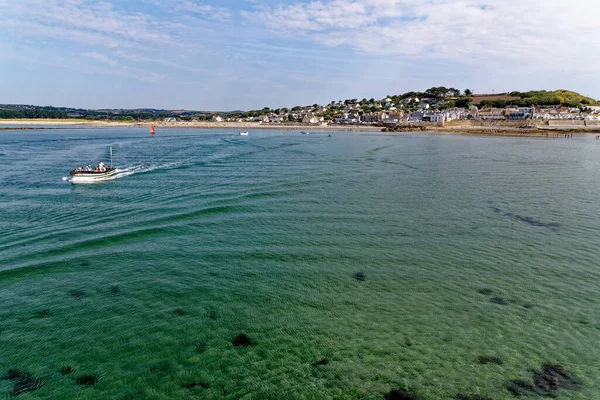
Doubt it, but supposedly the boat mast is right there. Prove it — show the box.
[110,147,113,166]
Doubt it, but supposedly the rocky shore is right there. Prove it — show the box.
[381,121,600,136]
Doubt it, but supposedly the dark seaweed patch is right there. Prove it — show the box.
[173,308,185,316]
[536,363,580,391]
[477,288,493,296]
[59,366,75,375]
[12,376,43,396]
[311,358,329,367]
[384,388,424,400]
[478,356,503,365]
[70,290,86,298]
[353,272,366,281]
[3,370,43,396]
[490,297,507,305]
[513,215,560,229]
[232,333,253,347]
[492,207,560,229]
[150,361,173,374]
[507,363,579,397]
[75,374,97,387]
[4,370,30,381]
[195,342,207,353]
[183,381,209,390]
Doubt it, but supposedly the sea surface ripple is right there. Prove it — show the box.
[0,128,599,399]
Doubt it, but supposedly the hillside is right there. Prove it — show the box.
[473,90,598,107]
[471,94,520,104]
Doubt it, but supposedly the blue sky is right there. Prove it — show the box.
[1,0,599,111]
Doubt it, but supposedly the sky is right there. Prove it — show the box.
[1,0,599,111]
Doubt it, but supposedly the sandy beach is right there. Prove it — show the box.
[0,119,382,131]
[2,119,599,137]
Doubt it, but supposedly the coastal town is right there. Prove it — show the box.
[210,102,600,126]
[204,89,600,127]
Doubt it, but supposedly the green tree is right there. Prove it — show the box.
[464,89,473,96]
[455,97,473,108]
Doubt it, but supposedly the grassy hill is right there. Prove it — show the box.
[474,90,598,108]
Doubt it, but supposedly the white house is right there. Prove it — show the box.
[302,114,321,124]
[444,109,467,121]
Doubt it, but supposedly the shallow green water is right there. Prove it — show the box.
[0,128,599,399]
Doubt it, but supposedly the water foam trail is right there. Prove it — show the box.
[114,161,181,178]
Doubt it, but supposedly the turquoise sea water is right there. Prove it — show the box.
[0,128,599,399]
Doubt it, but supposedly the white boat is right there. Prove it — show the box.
[239,131,249,136]
[70,146,117,184]
[300,131,310,135]
[70,167,117,184]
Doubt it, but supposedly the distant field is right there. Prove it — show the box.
[471,94,520,104]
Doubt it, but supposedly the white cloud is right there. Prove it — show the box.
[249,0,600,71]
[1,0,172,48]
[175,1,233,20]
[83,51,118,66]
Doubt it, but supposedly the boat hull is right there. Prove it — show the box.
[70,167,117,184]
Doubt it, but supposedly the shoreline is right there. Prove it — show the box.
[0,119,381,131]
[1,119,600,136]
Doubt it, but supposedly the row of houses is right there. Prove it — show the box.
[176,103,600,125]
[332,106,600,124]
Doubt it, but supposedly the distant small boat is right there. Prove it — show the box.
[300,131,310,135]
[150,124,156,135]
[239,131,249,136]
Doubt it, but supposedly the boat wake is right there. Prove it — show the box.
[113,162,180,178]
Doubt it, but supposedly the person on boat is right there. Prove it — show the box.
[98,160,105,172]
